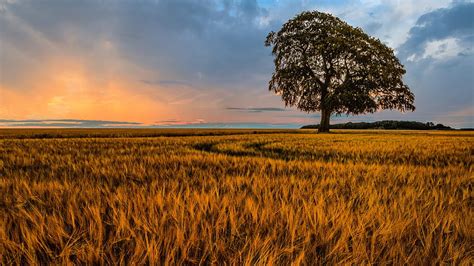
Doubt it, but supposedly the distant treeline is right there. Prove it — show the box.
[301,121,453,130]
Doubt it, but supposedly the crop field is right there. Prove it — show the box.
[0,129,473,264]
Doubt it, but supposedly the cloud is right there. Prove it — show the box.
[0,0,287,125]
[396,1,474,128]
[0,119,142,128]
[421,37,464,60]
[398,1,474,61]
[154,118,206,126]
[153,122,300,129]
[296,0,453,48]
[0,0,472,128]
[226,107,288,112]
[108,0,275,88]
[141,80,194,88]
[407,37,466,62]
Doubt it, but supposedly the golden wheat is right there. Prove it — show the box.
[0,129,473,264]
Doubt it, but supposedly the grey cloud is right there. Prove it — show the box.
[155,119,181,123]
[0,118,301,128]
[282,113,321,119]
[153,122,300,129]
[141,79,194,87]
[0,119,142,128]
[398,2,474,60]
[226,107,288,112]
[113,0,274,87]
[396,2,474,125]
[1,0,275,89]
[2,0,473,128]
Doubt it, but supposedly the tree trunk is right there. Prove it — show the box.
[318,108,331,133]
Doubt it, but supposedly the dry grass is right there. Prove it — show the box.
[0,129,473,264]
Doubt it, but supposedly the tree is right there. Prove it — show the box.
[265,11,415,132]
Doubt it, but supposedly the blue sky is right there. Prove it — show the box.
[0,0,473,128]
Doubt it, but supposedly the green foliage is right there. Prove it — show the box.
[265,11,415,116]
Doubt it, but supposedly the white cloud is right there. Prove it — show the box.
[405,38,464,62]
[304,0,452,48]
[422,37,463,60]
[406,53,417,62]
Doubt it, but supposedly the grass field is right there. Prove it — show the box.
[1,129,473,264]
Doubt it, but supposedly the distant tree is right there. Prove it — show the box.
[300,120,452,130]
[265,11,415,132]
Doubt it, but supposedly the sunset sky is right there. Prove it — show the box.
[1,0,473,128]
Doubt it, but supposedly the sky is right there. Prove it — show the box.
[0,0,473,128]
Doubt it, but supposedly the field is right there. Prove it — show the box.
[0,129,473,264]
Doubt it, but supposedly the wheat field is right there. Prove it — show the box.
[0,129,473,264]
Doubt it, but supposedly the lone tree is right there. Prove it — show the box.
[265,11,415,132]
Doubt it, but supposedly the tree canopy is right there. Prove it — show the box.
[265,11,415,132]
